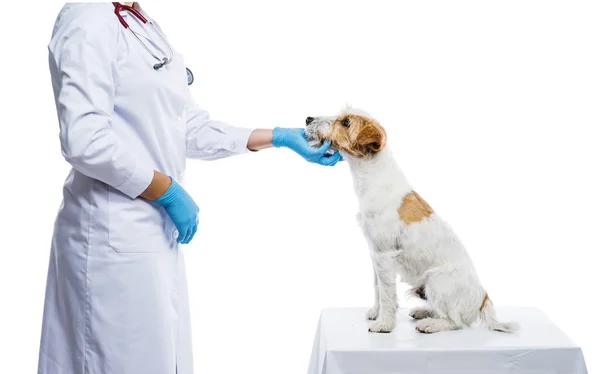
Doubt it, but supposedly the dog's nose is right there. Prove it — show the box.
[306,117,315,126]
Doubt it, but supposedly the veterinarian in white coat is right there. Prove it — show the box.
[38,3,341,374]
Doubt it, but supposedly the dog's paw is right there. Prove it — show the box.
[368,319,396,333]
[415,318,457,334]
[366,307,379,321]
[409,308,433,320]
[415,318,440,334]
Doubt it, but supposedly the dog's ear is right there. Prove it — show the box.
[356,119,386,155]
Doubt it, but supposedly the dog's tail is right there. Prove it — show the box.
[478,293,519,333]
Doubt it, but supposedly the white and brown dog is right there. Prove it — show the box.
[305,107,518,334]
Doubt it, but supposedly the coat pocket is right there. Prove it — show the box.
[108,189,167,253]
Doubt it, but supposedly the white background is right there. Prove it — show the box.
[0,1,598,373]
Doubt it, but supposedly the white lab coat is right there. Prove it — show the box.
[38,4,252,374]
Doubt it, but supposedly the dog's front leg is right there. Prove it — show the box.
[369,251,397,333]
[366,262,380,320]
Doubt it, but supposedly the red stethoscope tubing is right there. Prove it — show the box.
[112,2,148,28]
[110,2,193,83]
[111,2,175,70]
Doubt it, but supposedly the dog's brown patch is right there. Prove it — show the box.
[398,191,434,225]
[327,114,386,158]
[479,293,491,312]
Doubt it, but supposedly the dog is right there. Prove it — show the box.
[305,107,518,334]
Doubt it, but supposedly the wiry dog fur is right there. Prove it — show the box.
[305,107,518,334]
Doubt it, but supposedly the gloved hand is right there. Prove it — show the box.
[272,127,342,166]
[154,177,199,244]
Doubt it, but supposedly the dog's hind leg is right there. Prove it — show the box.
[407,284,437,319]
[368,252,398,333]
[409,307,436,320]
[415,318,460,334]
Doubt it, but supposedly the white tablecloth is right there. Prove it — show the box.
[307,307,587,374]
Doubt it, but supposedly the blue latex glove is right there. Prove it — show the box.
[272,128,342,166]
[154,177,199,244]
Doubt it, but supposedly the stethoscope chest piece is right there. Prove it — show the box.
[186,67,194,85]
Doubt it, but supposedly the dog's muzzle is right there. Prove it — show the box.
[304,115,334,149]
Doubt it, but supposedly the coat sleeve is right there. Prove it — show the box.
[184,98,254,160]
[48,6,154,198]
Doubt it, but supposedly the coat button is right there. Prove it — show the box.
[230,142,237,150]
[172,230,179,239]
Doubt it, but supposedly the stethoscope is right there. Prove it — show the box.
[112,2,194,85]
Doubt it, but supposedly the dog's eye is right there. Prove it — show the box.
[341,118,351,127]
